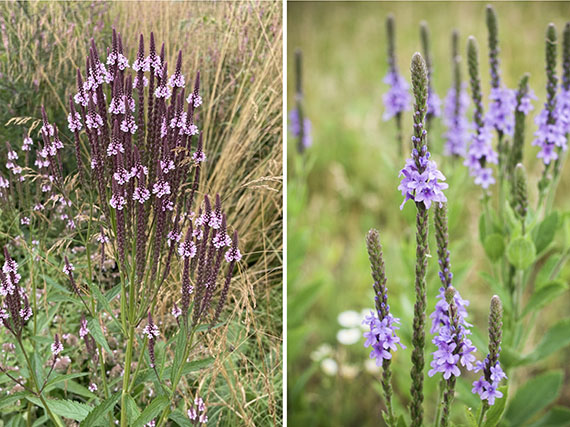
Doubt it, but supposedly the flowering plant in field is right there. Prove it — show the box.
[375,10,570,427]
[0,28,243,427]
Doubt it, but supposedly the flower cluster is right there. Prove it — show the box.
[188,395,208,424]
[443,84,471,157]
[382,71,411,121]
[472,358,507,405]
[464,128,498,189]
[398,147,448,209]
[428,287,477,379]
[486,87,516,136]
[0,248,32,338]
[363,311,405,365]
[533,108,567,164]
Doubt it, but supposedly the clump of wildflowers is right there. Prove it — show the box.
[0,248,32,338]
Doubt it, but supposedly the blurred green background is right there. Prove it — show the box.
[287,2,570,426]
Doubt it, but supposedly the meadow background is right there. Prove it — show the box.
[0,1,282,425]
[287,2,570,426]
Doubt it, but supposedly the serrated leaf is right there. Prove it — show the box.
[522,319,570,364]
[124,395,141,422]
[136,357,214,386]
[169,409,192,426]
[87,282,114,316]
[87,317,112,354]
[80,391,121,427]
[533,211,559,254]
[132,396,169,427]
[0,392,30,410]
[505,371,563,425]
[25,396,92,421]
[522,280,568,317]
[483,385,508,427]
[45,373,89,389]
[506,237,536,270]
[170,328,188,384]
[483,233,506,262]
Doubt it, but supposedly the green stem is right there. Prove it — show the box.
[120,325,135,427]
[17,339,64,427]
[478,402,489,426]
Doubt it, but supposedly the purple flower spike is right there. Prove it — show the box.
[363,312,405,366]
[383,71,411,121]
[443,84,470,157]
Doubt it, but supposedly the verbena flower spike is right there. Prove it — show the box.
[534,24,563,174]
[363,229,405,426]
[507,74,534,179]
[430,204,478,426]
[465,36,498,189]
[485,5,516,141]
[443,30,470,157]
[289,49,312,152]
[400,52,447,427]
[384,14,411,156]
[420,21,442,129]
[473,296,507,422]
[559,22,570,136]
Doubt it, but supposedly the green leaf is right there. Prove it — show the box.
[522,280,568,317]
[533,211,559,254]
[464,406,478,427]
[124,395,141,422]
[87,317,112,354]
[169,409,192,426]
[527,406,570,427]
[87,282,114,316]
[0,392,30,410]
[506,237,536,270]
[45,373,89,389]
[132,396,170,427]
[505,370,563,425]
[136,357,214,386]
[483,385,508,427]
[170,327,188,384]
[25,396,93,421]
[522,319,570,364]
[483,233,506,262]
[50,379,95,399]
[80,392,121,427]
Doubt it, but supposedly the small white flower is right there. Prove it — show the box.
[320,358,338,376]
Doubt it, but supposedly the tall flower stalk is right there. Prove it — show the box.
[384,14,411,157]
[398,52,447,427]
[443,30,470,158]
[534,24,564,210]
[474,296,507,425]
[289,49,312,152]
[430,205,477,427]
[421,21,441,131]
[363,229,405,426]
[465,36,498,189]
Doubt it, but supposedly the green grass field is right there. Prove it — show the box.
[288,2,570,426]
